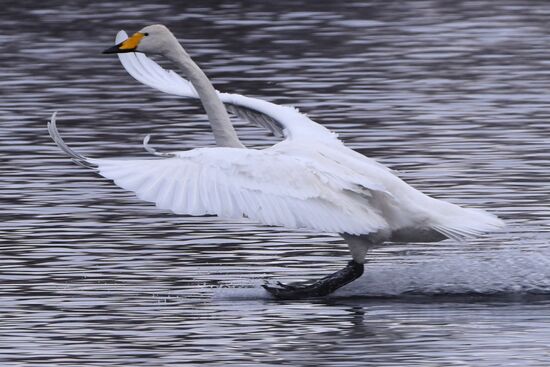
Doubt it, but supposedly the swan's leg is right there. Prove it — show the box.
[262,260,364,299]
[263,234,377,299]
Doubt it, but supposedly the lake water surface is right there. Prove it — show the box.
[1,1,550,366]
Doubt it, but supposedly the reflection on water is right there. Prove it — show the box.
[1,0,550,366]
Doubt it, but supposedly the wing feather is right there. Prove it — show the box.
[82,146,388,235]
[115,31,338,143]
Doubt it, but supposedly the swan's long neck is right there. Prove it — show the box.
[165,46,244,148]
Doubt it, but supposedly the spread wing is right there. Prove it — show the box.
[48,113,388,235]
[114,31,340,143]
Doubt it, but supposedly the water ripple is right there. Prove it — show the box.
[2,1,550,366]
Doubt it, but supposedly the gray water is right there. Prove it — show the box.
[2,1,550,366]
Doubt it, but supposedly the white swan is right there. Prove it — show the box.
[48,24,504,299]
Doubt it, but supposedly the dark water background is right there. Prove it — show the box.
[1,1,550,366]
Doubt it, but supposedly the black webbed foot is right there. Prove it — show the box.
[263,260,364,300]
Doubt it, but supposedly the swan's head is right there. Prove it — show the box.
[103,24,177,55]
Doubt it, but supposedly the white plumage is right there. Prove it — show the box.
[89,146,389,235]
[48,24,507,298]
[49,27,504,254]
[114,31,337,143]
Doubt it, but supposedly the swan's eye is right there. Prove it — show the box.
[143,32,149,36]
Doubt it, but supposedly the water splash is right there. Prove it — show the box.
[216,248,550,300]
[339,249,550,297]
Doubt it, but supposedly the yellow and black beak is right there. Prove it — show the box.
[103,32,144,54]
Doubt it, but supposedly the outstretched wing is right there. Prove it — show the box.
[114,31,339,143]
[48,113,388,235]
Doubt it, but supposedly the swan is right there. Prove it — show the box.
[48,24,505,299]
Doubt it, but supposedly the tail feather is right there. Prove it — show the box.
[431,205,505,241]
